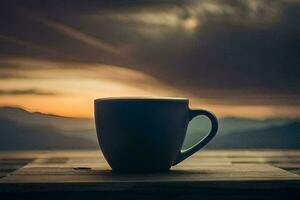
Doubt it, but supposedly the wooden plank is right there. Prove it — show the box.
[0,150,300,199]
[1,150,300,158]
[0,151,300,186]
[0,150,102,159]
[1,163,299,183]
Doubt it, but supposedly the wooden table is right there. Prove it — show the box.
[1,150,300,199]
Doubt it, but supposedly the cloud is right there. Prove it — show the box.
[0,89,58,96]
[0,57,181,96]
[0,34,58,54]
[0,0,299,108]
[86,0,285,31]
[0,34,78,60]
[0,57,299,107]
[35,18,120,55]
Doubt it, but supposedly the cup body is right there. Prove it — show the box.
[94,97,189,172]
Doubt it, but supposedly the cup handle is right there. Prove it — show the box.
[172,109,218,165]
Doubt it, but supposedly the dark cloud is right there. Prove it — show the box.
[0,0,299,105]
[0,71,30,79]
[0,89,58,96]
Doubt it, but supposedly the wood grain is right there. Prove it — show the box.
[0,150,300,194]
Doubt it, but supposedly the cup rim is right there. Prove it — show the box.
[94,97,188,102]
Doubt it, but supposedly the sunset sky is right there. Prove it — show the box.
[0,0,299,118]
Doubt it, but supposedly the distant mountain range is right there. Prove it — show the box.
[0,117,98,150]
[182,116,300,149]
[0,106,98,150]
[206,122,300,149]
[0,106,299,150]
[0,106,98,142]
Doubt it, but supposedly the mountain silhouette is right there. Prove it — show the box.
[0,106,299,150]
[0,106,97,142]
[206,122,300,149]
[0,106,94,132]
[0,117,98,150]
[183,116,298,148]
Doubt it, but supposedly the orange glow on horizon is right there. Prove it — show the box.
[0,57,299,119]
[1,95,300,119]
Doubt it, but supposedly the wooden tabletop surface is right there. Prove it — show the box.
[1,150,300,199]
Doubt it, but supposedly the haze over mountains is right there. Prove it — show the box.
[0,117,97,150]
[206,122,300,149]
[0,106,299,150]
[0,106,98,150]
[183,116,300,148]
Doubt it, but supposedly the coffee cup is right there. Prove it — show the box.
[94,97,218,172]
